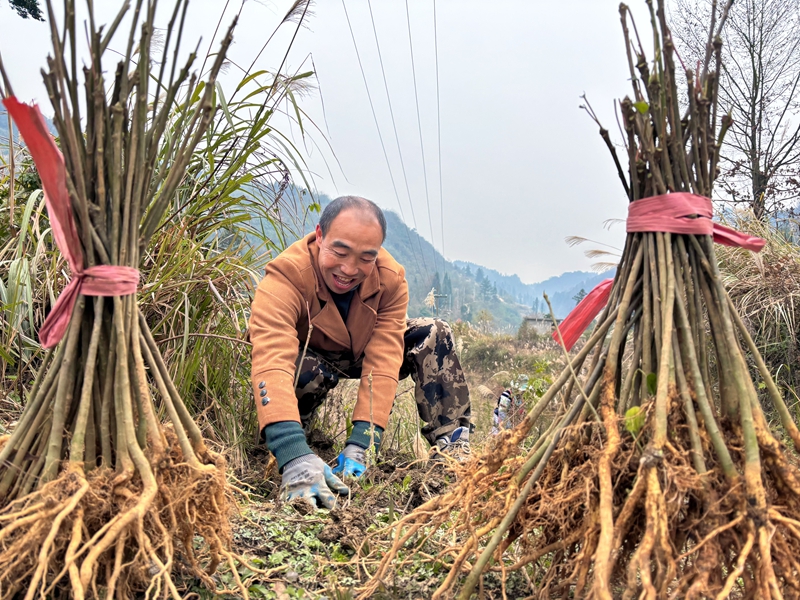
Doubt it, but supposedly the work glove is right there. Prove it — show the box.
[280,454,350,509]
[332,444,367,478]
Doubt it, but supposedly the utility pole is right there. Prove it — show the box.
[433,293,449,317]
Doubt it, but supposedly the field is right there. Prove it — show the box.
[184,328,560,599]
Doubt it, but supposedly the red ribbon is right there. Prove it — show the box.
[3,97,139,348]
[552,279,614,352]
[553,193,765,350]
[626,192,766,252]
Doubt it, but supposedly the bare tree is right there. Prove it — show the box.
[671,0,800,219]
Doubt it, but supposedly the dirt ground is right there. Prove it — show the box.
[216,429,532,600]
[225,442,454,599]
[207,338,557,599]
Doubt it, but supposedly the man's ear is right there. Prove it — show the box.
[315,224,323,246]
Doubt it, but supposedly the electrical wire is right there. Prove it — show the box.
[404,0,439,277]
[366,0,431,279]
[433,0,446,283]
[340,0,425,277]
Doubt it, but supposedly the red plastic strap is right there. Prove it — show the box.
[627,192,766,252]
[553,192,766,350]
[551,279,614,352]
[3,97,139,348]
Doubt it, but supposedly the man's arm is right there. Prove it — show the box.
[250,264,312,469]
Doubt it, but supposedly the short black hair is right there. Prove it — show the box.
[318,196,387,242]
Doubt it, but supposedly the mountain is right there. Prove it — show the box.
[453,261,614,319]
[1,106,57,155]
[0,107,16,147]
[245,187,611,331]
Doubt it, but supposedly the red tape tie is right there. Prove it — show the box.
[553,193,766,350]
[552,279,614,352]
[3,97,139,349]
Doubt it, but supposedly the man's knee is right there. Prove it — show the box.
[296,369,338,397]
[295,352,340,401]
[406,317,453,347]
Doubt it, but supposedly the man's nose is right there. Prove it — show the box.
[340,260,358,276]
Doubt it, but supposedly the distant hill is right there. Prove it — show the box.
[453,261,614,319]
[0,107,16,147]
[0,106,56,147]
[246,187,612,331]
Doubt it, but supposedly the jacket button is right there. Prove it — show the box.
[258,381,266,389]
[261,396,270,406]
[260,389,267,397]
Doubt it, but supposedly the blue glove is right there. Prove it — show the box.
[332,444,367,478]
[281,454,350,509]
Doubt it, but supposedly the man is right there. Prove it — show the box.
[249,196,472,508]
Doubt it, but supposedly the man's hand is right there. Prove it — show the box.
[332,444,367,478]
[281,454,350,509]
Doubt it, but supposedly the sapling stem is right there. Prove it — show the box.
[648,233,663,360]
[43,298,85,483]
[653,232,675,448]
[0,381,57,497]
[130,311,166,457]
[100,328,117,468]
[546,292,602,425]
[69,297,104,466]
[138,311,210,458]
[138,332,203,471]
[641,234,652,394]
[295,301,313,389]
[594,242,644,600]
[673,332,707,474]
[673,271,737,479]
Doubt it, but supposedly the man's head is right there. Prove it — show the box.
[315,196,387,294]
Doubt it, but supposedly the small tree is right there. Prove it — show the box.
[431,271,441,296]
[480,278,494,300]
[475,309,494,334]
[573,288,588,305]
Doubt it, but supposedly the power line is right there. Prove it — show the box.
[366,0,430,279]
[340,0,426,278]
[433,0,446,280]
[404,0,440,276]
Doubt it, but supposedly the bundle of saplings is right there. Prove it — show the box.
[0,1,253,597]
[358,1,800,598]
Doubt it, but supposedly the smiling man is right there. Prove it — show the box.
[249,196,472,508]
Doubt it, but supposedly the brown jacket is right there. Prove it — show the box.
[250,233,409,432]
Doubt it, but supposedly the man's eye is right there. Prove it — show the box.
[361,257,377,264]
[333,251,346,258]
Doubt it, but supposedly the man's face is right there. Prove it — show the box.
[315,208,383,294]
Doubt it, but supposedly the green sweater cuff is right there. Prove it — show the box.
[262,421,313,472]
[346,421,384,451]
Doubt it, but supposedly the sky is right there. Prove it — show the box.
[0,0,657,283]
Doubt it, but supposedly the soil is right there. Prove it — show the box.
[226,430,466,599]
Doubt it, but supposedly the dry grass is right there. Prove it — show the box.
[717,211,800,391]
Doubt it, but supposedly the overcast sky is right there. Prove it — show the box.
[1,0,657,283]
